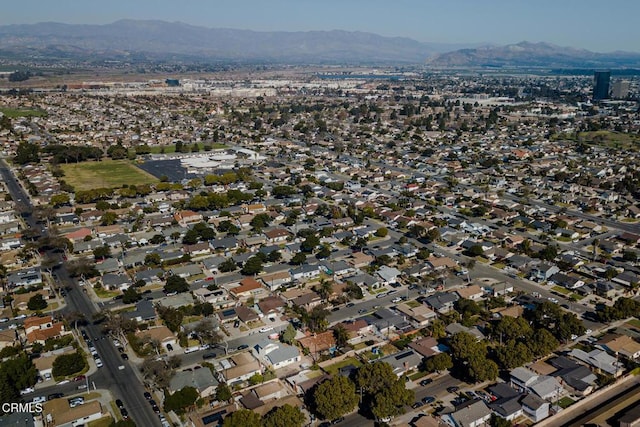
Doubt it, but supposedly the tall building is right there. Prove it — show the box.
[593,71,610,100]
[612,80,630,99]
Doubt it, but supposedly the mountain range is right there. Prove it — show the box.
[1,20,639,67]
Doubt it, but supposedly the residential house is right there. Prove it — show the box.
[218,352,262,384]
[568,348,624,377]
[229,278,267,302]
[447,399,492,427]
[394,303,437,326]
[253,339,301,369]
[6,268,42,288]
[263,228,291,243]
[376,265,402,285]
[42,399,104,427]
[598,334,640,360]
[408,336,442,359]
[424,292,459,314]
[24,315,68,344]
[298,331,336,357]
[455,285,484,301]
[530,263,560,282]
[174,210,203,227]
[101,273,130,291]
[0,329,19,351]
[193,288,233,310]
[169,368,218,398]
[136,326,177,352]
[378,349,422,377]
[520,393,549,422]
[257,296,286,318]
[259,271,292,291]
[123,300,157,322]
[289,264,321,281]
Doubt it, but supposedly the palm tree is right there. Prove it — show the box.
[315,279,333,302]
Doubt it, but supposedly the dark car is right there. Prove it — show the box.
[115,399,124,409]
[237,344,249,351]
[422,396,436,404]
[346,302,355,308]
[149,399,157,407]
[48,393,64,400]
[166,343,173,351]
[447,386,460,393]
[331,417,345,425]
[73,375,86,382]
[121,353,129,360]
[120,407,129,419]
[420,378,433,386]
[144,392,152,400]
[412,401,425,409]
[152,404,161,414]
[202,352,217,360]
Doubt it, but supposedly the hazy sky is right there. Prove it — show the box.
[3,0,639,52]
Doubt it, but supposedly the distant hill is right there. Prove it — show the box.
[426,41,640,68]
[0,20,468,64]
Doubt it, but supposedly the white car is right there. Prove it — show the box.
[95,358,103,368]
[391,297,402,303]
[259,327,273,333]
[14,314,27,320]
[585,329,592,335]
[20,387,35,395]
[32,396,46,404]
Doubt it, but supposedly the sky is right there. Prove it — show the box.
[2,0,639,52]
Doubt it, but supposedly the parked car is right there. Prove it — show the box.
[447,386,460,393]
[236,344,249,351]
[422,396,436,404]
[419,378,433,386]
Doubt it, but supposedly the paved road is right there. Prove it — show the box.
[1,159,161,427]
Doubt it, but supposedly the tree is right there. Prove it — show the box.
[164,275,190,294]
[223,409,262,427]
[14,141,40,164]
[50,193,70,208]
[27,294,48,311]
[192,319,222,346]
[301,235,320,253]
[164,386,199,415]
[370,380,414,421]
[333,324,350,350]
[375,227,388,238]
[527,328,559,357]
[263,404,306,427]
[290,252,307,265]
[156,305,184,333]
[0,353,37,402]
[281,324,296,345]
[122,287,141,304]
[101,211,118,226]
[250,213,271,231]
[307,305,329,333]
[356,362,414,421]
[495,340,533,369]
[267,250,282,262]
[467,244,484,257]
[423,353,453,373]
[313,375,359,421]
[215,383,232,403]
[93,245,111,261]
[144,253,161,266]
[241,256,263,276]
[52,352,86,378]
[219,258,237,272]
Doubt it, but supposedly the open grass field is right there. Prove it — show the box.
[60,159,158,191]
[578,131,640,151]
[0,107,47,118]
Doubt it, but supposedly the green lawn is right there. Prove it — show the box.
[94,287,120,299]
[557,396,575,409]
[409,370,428,381]
[405,300,421,308]
[60,159,158,191]
[0,107,47,118]
[576,130,640,151]
[552,286,571,295]
[626,318,640,328]
[323,357,362,376]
